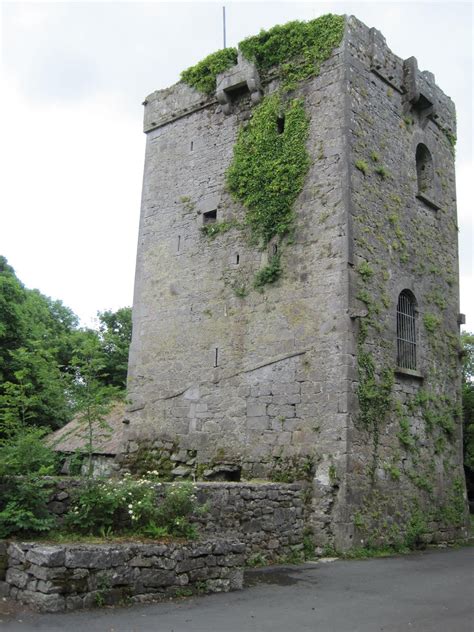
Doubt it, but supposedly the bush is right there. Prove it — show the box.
[0,476,56,538]
[0,427,59,477]
[64,477,200,539]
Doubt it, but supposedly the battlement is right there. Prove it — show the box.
[143,15,455,142]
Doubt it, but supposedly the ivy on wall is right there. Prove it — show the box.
[180,48,238,94]
[180,14,345,94]
[238,14,345,87]
[226,93,310,246]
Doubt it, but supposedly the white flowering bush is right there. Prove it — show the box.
[64,475,200,539]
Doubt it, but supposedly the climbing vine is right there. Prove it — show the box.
[180,48,238,94]
[181,15,344,95]
[226,93,310,246]
[239,14,345,87]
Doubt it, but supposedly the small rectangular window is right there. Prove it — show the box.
[214,347,219,367]
[203,210,217,225]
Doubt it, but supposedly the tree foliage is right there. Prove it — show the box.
[461,331,474,472]
[0,256,132,435]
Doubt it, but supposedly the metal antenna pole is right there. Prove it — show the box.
[223,6,226,49]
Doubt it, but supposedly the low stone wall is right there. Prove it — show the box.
[44,479,307,561]
[193,482,306,560]
[2,540,244,612]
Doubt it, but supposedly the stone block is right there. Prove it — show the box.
[140,569,177,588]
[6,567,28,589]
[19,590,66,612]
[247,416,269,430]
[26,546,65,568]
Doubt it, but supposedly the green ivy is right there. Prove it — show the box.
[239,14,344,87]
[253,254,282,289]
[180,48,238,94]
[200,220,238,239]
[180,15,344,94]
[227,93,310,245]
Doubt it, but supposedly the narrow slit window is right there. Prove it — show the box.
[202,209,217,225]
[214,347,219,367]
[177,235,181,252]
[190,141,194,151]
[415,143,433,194]
[397,290,417,370]
[235,253,240,265]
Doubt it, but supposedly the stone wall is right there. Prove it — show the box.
[43,479,306,561]
[124,14,468,552]
[343,16,469,548]
[2,540,244,612]
[125,26,351,515]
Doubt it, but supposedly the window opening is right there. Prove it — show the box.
[203,209,217,225]
[235,253,240,265]
[190,141,194,151]
[177,235,181,252]
[415,143,433,194]
[276,116,285,134]
[214,347,219,367]
[397,290,417,370]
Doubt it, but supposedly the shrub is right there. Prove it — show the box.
[0,427,59,477]
[0,476,56,538]
[64,477,201,539]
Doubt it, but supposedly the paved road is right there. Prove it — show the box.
[1,547,473,631]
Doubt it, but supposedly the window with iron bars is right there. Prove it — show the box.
[397,290,417,370]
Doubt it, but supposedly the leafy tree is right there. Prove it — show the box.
[461,332,474,468]
[69,333,121,477]
[97,306,132,388]
[0,257,132,435]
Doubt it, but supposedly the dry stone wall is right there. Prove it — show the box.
[2,540,244,612]
[40,479,306,561]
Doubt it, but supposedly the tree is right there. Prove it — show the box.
[0,257,132,434]
[461,331,474,502]
[96,307,132,389]
[69,333,120,477]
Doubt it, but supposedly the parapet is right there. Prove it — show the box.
[142,15,456,141]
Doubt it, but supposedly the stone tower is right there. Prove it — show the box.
[125,15,468,550]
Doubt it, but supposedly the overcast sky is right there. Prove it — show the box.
[0,1,472,328]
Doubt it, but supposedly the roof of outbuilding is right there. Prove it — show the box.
[47,400,126,456]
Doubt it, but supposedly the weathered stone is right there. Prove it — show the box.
[18,590,65,612]
[26,546,65,568]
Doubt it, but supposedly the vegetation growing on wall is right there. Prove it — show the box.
[181,15,345,94]
[238,14,345,87]
[180,48,238,94]
[227,93,310,246]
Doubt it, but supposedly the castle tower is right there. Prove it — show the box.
[125,15,468,550]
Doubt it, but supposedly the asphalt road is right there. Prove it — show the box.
[1,547,473,632]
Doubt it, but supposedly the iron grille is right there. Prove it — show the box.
[397,291,416,370]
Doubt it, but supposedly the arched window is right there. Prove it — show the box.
[397,290,417,370]
[415,144,433,194]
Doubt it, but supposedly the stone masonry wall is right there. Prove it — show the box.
[126,31,352,548]
[42,479,306,562]
[2,540,244,612]
[125,14,468,552]
[343,16,469,549]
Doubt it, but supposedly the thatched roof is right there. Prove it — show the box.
[47,400,126,456]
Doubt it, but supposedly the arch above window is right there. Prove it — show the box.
[397,290,417,370]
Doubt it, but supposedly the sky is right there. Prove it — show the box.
[0,0,472,328]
